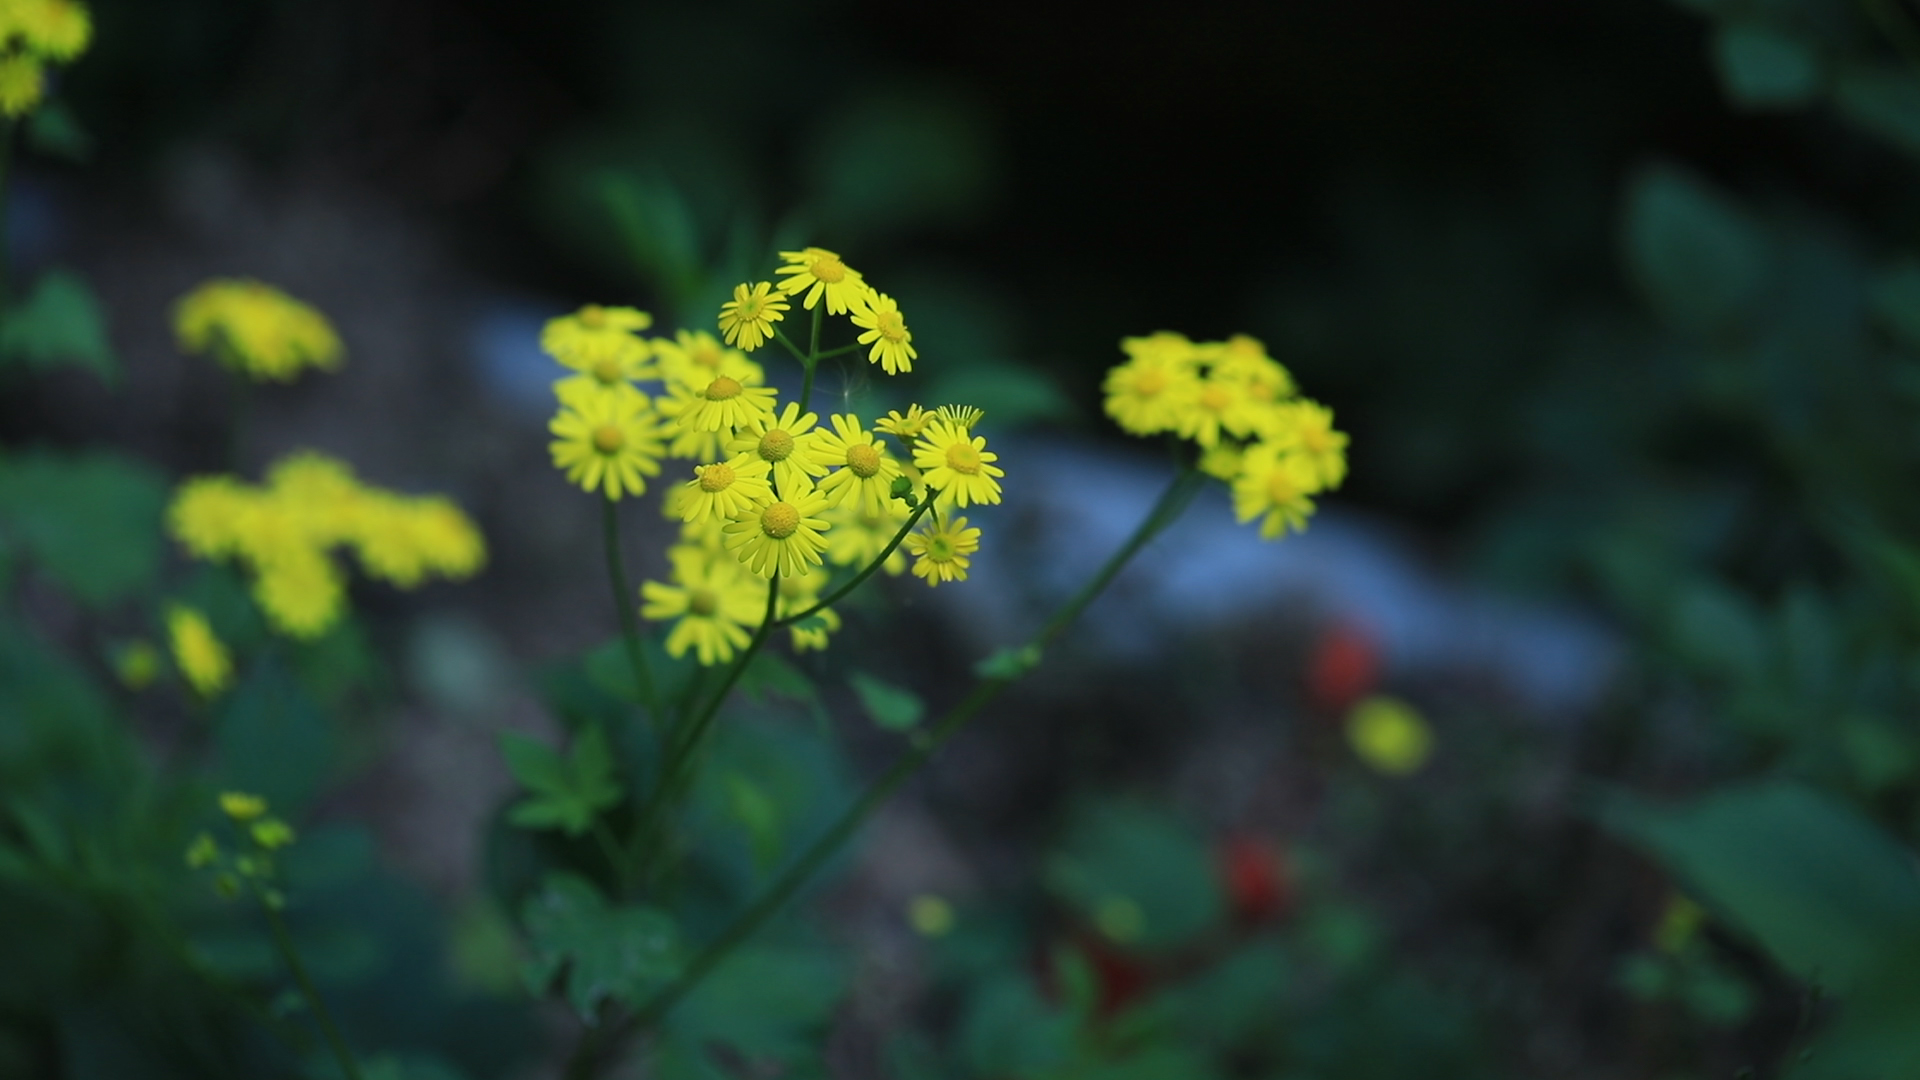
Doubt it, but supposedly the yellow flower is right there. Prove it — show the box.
[12,0,90,62]
[717,281,790,352]
[350,493,487,587]
[1346,695,1432,776]
[1175,373,1261,449]
[550,329,655,408]
[219,791,268,822]
[1103,344,1202,437]
[821,497,910,575]
[723,484,833,580]
[904,515,980,587]
[251,546,345,639]
[167,604,232,698]
[1202,335,1295,403]
[773,247,867,314]
[849,290,916,375]
[540,304,651,365]
[641,544,768,666]
[679,455,775,524]
[912,419,1004,508]
[667,373,778,434]
[407,496,487,579]
[549,394,666,500]
[654,329,763,394]
[813,413,901,515]
[1266,400,1349,490]
[874,404,934,440]
[789,607,840,652]
[1120,330,1200,366]
[1230,445,1320,541]
[664,485,726,548]
[266,450,364,545]
[0,54,41,117]
[168,475,258,560]
[1198,442,1245,482]
[727,402,826,493]
[174,279,343,383]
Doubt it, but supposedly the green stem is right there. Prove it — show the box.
[622,462,1204,1033]
[776,494,935,627]
[632,572,781,884]
[770,325,810,367]
[591,818,630,894]
[0,118,13,327]
[798,305,823,414]
[261,899,364,1080]
[815,342,860,361]
[602,497,658,722]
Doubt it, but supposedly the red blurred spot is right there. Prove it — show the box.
[1218,835,1293,924]
[1078,935,1152,1017]
[1308,622,1379,712]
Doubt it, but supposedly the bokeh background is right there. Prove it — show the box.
[8,0,1920,1077]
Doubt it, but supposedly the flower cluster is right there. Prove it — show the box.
[186,791,297,905]
[0,0,89,118]
[167,451,486,639]
[542,249,1006,667]
[174,279,344,384]
[1103,332,1347,539]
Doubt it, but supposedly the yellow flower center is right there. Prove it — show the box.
[1301,424,1331,453]
[1267,469,1302,502]
[593,425,626,455]
[1135,369,1168,396]
[1249,381,1275,402]
[688,588,719,616]
[926,534,955,560]
[809,255,847,283]
[697,462,736,493]
[761,501,801,539]
[592,357,623,384]
[704,376,743,401]
[580,305,606,328]
[759,429,795,462]
[846,443,882,478]
[877,311,907,342]
[739,295,765,319]
[945,442,982,476]
[1200,385,1233,412]
[691,341,722,369]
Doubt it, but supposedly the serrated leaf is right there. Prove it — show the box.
[498,732,569,795]
[1603,781,1920,992]
[849,670,924,730]
[521,873,681,1019]
[0,270,116,382]
[499,726,621,837]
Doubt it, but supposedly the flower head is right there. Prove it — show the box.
[10,0,91,62]
[668,372,779,435]
[727,402,826,493]
[813,413,901,515]
[717,281,790,352]
[251,546,345,639]
[679,454,775,524]
[904,516,981,587]
[167,605,231,698]
[0,54,41,117]
[773,247,867,314]
[641,545,769,666]
[175,279,343,383]
[1231,445,1321,541]
[549,394,666,501]
[913,419,1003,508]
[875,404,934,441]
[1266,400,1348,490]
[654,330,763,394]
[219,792,268,822]
[168,475,259,560]
[541,304,651,364]
[849,290,916,375]
[722,484,833,580]
[549,326,656,408]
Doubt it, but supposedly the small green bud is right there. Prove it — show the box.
[185,832,220,869]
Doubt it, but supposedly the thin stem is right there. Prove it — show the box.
[621,462,1205,1035]
[776,495,934,627]
[261,899,364,1080]
[798,360,818,416]
[591,817,630,894]
[798,305,823,414]
[602,497,658,722]
[815,342,860,361]
[769,325,810,367]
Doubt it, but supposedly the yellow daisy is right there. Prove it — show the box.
[168,475,259,560]
[265,450,364,546]
[551,331,656,408]
[0,54,41,117]
[1175,373,1258,449]
[874,404,934,441]
[679,455,775,524]
[1103,346,1202,437]
[1266,400,1349,490]
[821,497,911,575]
[1202,335,1295,402]
[407,496,487,579]
[717,281,790,352]
[727,402,827,494]
[849,290,916,375]
[166,604,232,698]
[549,394,666,500]
[904,515,981,587]
[664,485,727,548]
[912,419,1004,508]
[641,545,769,667]
[812,413,901,515]
[174,279,343,383]
[668,373,778,434]
[722,484,833,580]
[773,247,867,314]
[1231,446,1321,541]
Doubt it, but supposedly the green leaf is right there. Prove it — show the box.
[957,973,1076,1077]
[849,670,924,730]
[1710,22,1821,110]
[974,644,1042,680]
[722,772,781,874]
[1833,63,1920,160]
[520,873,680,1019]
[499,726,620,837]
[216,661,333,812]
[735,651,817,707]
[0,450,166,608]
[665,944,843,1060]
[1622,163,1766,336]
[0,270,116,382]
[1043,802,1226,952]
[1603,782,1920,992]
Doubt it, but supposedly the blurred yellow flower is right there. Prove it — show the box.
[1230,445,1320,541]
[251,546,344,640]
[9,0,90,62]
[777,572,839,652]
[174,279,342,383]
[0,54,41,117]
[654,329,762,394]
[821,497,910,575]
[1267,400,1349,490]
[540,304,651,365]
[219,791,268,821]
[1104,346,1201,437]
[168,475,256,560]
[641,544,768,666]
[167,605,231,698]
[1345,695,1432,776]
